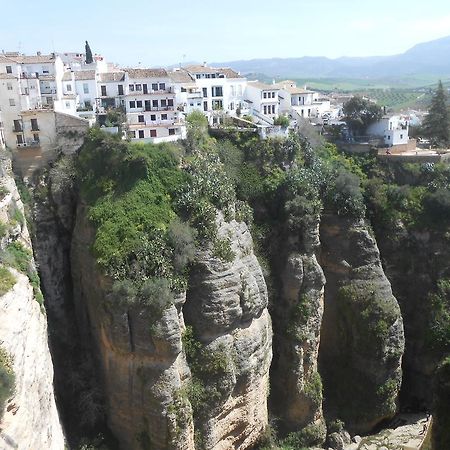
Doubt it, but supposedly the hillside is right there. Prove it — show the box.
[212,35,450,84]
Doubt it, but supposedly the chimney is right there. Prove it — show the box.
[202,61,207,67]
[37,51,41,56]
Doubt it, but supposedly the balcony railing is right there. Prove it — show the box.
[128,87,174,95]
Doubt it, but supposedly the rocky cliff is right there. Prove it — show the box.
[70,205,271,450]
[319,214,405,434]
[270,214,326,445]
[0,155,65,449]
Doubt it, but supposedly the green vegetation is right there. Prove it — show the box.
[342,95,383,136]
[0,220,7,238]
[0,347,15,419]
[0,266,16,296]
[273,115,290,128]
[422,80,449,147]
[85,41,93,64]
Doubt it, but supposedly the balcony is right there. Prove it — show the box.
[127,87,175,95]
[16,140,40,148]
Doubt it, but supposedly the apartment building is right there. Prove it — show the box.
[124,68,186,143]
[169,69,203,114]
[181,65,248,123]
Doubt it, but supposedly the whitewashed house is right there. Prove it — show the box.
[169,69,203,115]
[367,115,409,146]
[124,68,186,143]
[245,81,280,123]
[181,65,247,123]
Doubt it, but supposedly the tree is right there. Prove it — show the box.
[422,80,449,146]
[343,96,382,136]
[85,41,93,64]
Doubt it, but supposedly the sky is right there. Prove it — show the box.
[1,0,450,67]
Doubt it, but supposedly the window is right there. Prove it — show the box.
[6,83,12,91]
[211,86,223,97]
[129,84,135,91]
[9,99,15,106]
[202,88,208,97]
[161,99,167,107]
[150,129,157,137]
[212,100,223,110]
[152,100,158,108]
[13,120,22,132]
[138,130,144,139]
[272,92,276,98]
[135,84,142,91]
[400,134,403,139]
[136,100,142,108]
[263,92,267,99]
[101,85,107,96]
[161,113,168,120]
[263,105,267,114]
[196,74,201,79]
[167,99,174,107]
[128,130,136,138]
[145,100,151,111]
[159,83,165,90]
[152,83,158,91]
[6,66,12,74]
[31,118,39,131]
[66,84,72,92]
[169,128,175,136]
[33,133,40,143]
[118,85,124,95]
[138,115,144,123]
[272,105,275,114]
[129,101,136,108]
[203,101,208,111]
[16,134,23,144]
[85,100,91,108]
[150,114,156,121]
[65,101,70,109]
[143,84,148,94]
[83,83,89,94]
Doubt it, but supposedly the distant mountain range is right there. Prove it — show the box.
[210,35,450,82]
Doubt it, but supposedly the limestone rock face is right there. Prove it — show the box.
[270,216,326,442]
[184,216,272,450]
[319,214,405,434]
[0,157,65,450]
[71,204,194,450]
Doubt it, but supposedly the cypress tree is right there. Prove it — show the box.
[423,80,450,146]
[85,41,93,64]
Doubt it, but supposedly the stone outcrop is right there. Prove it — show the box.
[184,215,272,449]
[71,203,195,450]
[0,155,65,449]
[319,213,405,434]
[270,215,326,444]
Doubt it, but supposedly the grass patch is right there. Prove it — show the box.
[0,266,16,296]
[0,347,15,419]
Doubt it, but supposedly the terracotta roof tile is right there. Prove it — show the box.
[125,68,168,79]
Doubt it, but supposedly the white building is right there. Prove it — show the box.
[181,65,247,123]
[367,115,409,146]
[275,80,331,119]
[245,81,280,123]
[169,69,203,115]
[124,68,186,143]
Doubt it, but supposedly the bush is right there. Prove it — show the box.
[139,278,174,312]
[0,347,15,419]
[273,115,290,128]
[0,266,16,296]
[212,237,235,263]
[167,220,197,272]
[424,188,450,223]
[2,241,32,274]
[0,220,7,238]
[281,422,326,448]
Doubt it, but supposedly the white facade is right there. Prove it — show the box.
[367,116,409,146]
[182,65,247,123]
[124,68,186,143]
[245,81,280,122]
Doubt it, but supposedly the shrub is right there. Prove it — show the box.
[0,347,15,419]
[0,220,7,238]
[0,266,16,296]
[212,237,235,263]
[0,185,9,200]
[109,279,138,307]
[304,372,323,407]
[281,422,326,448]
[167,220,197,271]
[2,241,32,274]
[139,278,174,312]
[424,188,450,223]
[273,115,290,128]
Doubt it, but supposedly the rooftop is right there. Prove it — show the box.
[125,68,168,79]
[183,65,242,79]
[247,81,280,91]
[169,70,195,83]
[0,53,56,64]
[99,72,125,82]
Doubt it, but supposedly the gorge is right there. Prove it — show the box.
[0,121,449,450]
